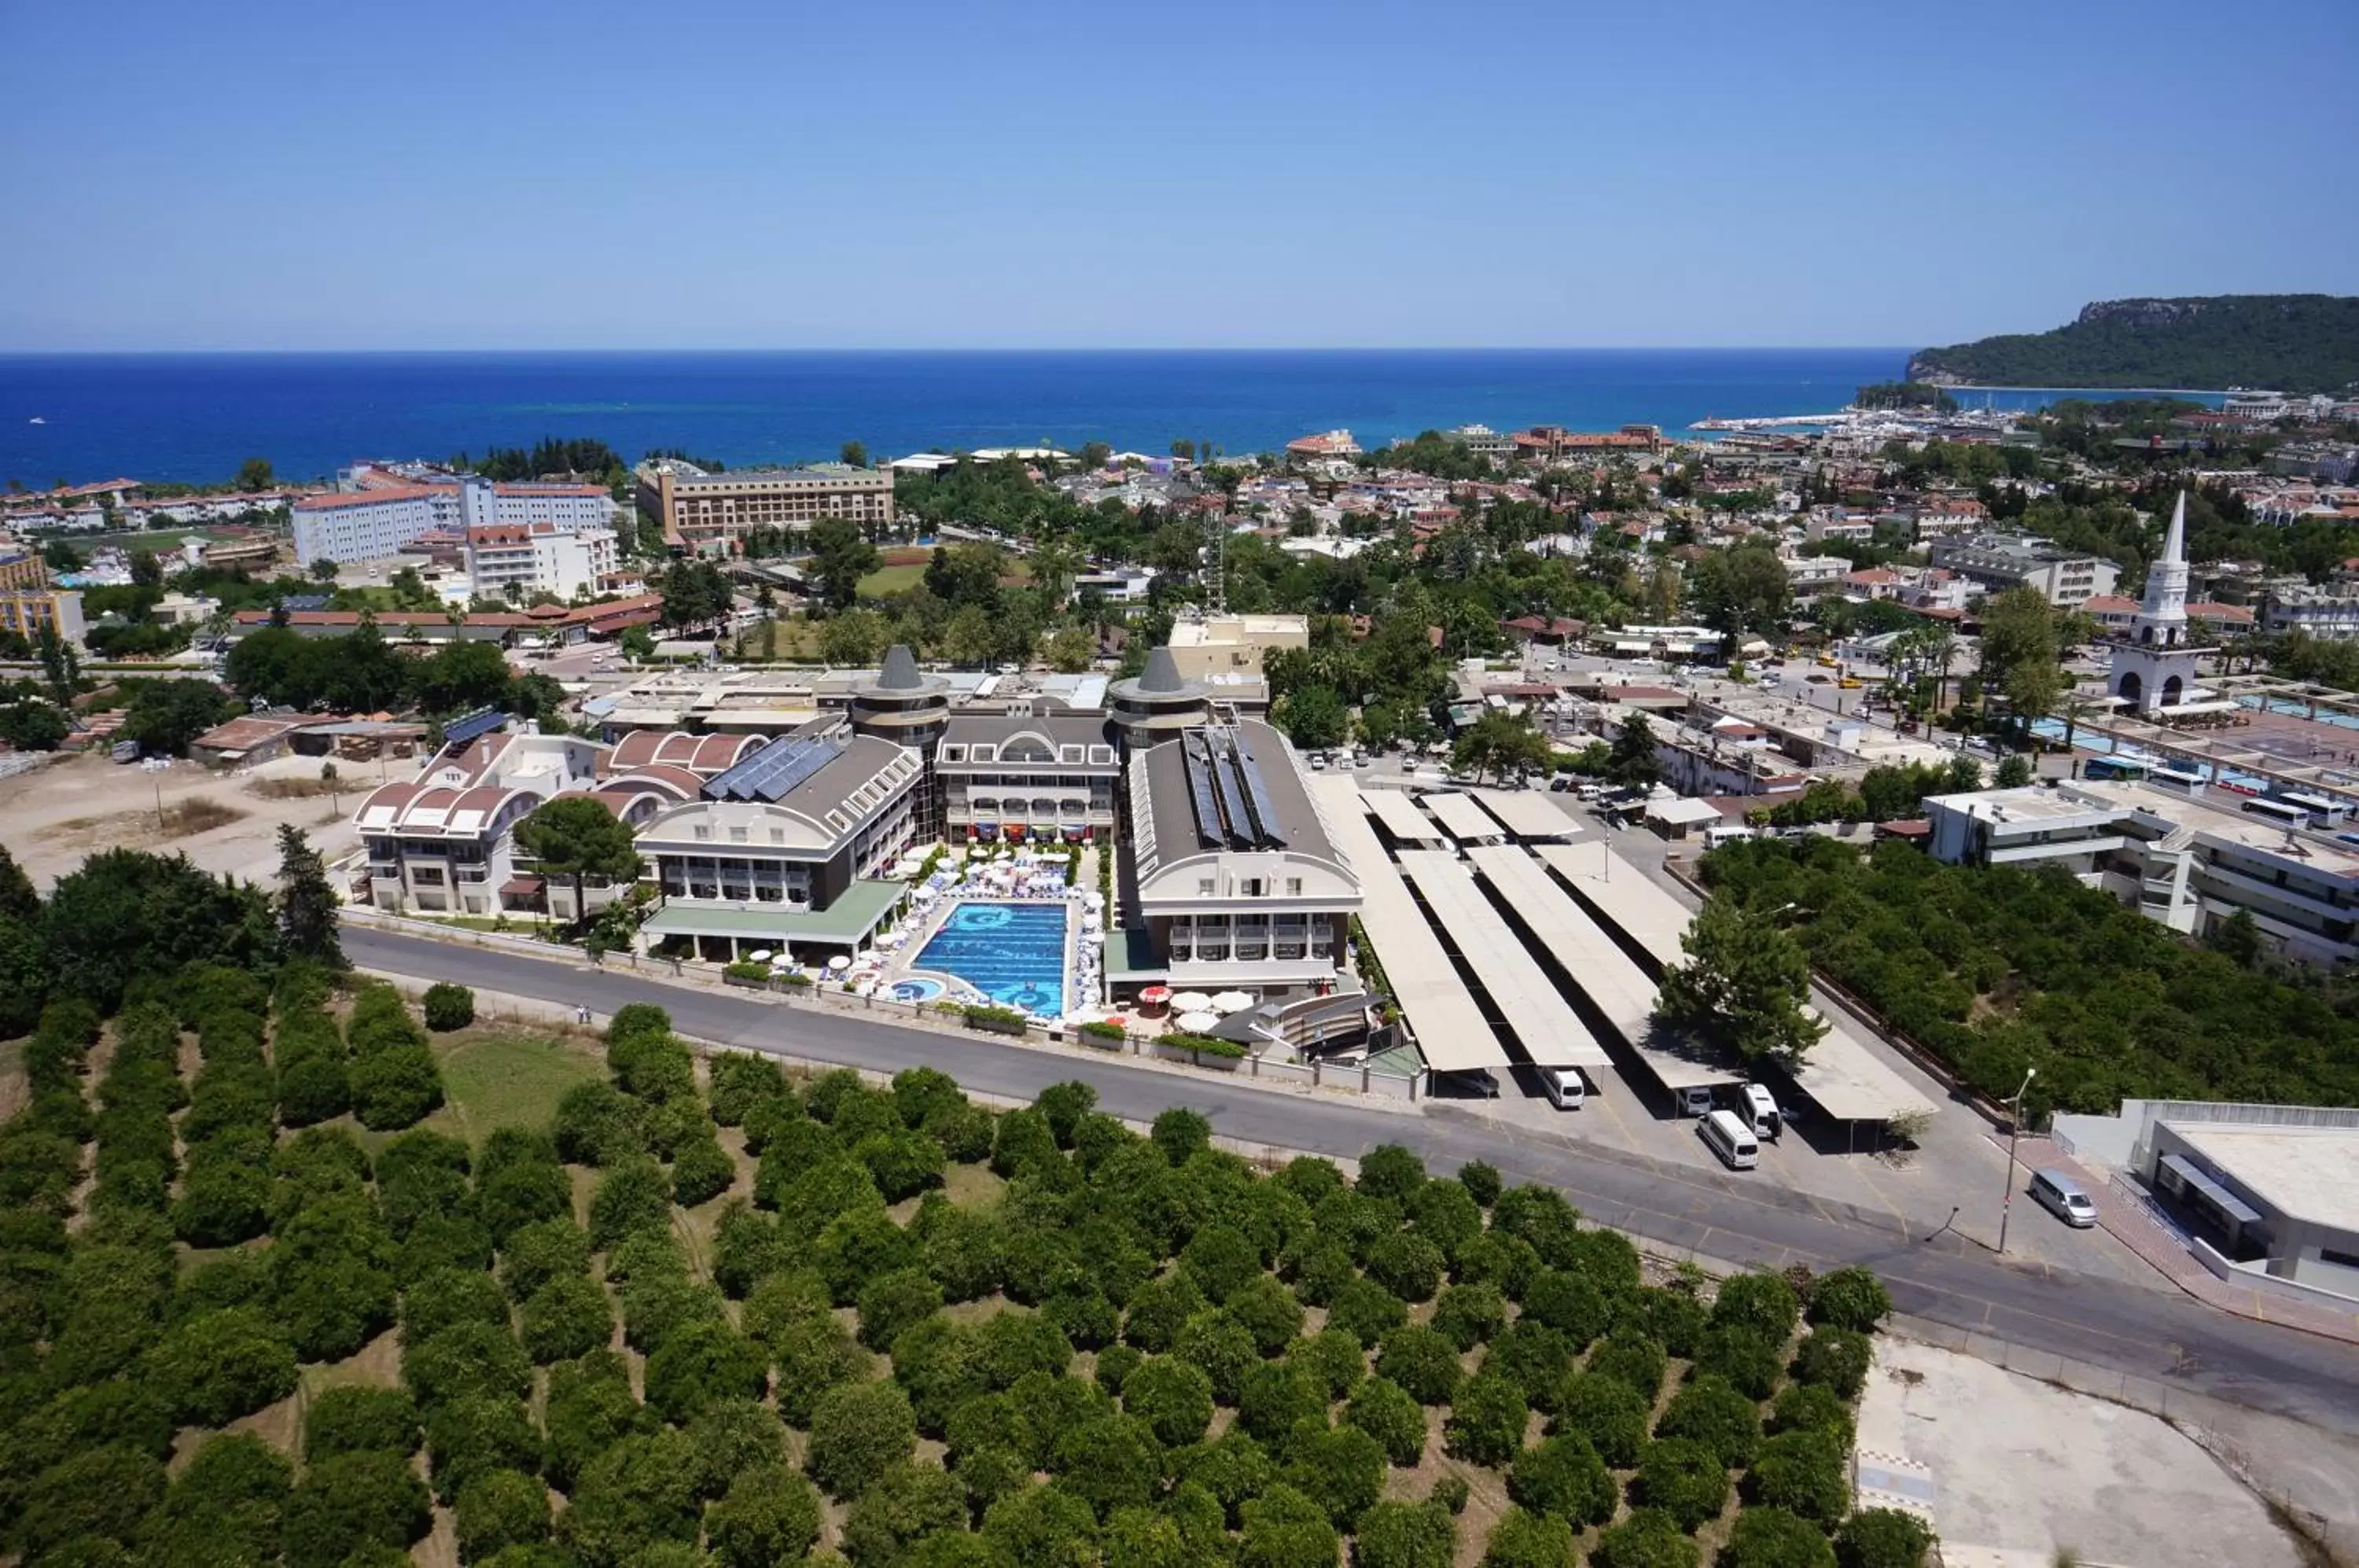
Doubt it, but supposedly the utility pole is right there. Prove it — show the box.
[1997,1066,2037,1254]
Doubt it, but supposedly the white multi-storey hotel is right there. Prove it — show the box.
[293,473,614,565]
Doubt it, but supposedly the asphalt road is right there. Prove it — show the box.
[348,926,2359,1433]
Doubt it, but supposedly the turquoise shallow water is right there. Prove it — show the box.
[915,901,1068,1016]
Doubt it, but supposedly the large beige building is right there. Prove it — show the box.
[1165,613,1309,680]
[636,459,895,550]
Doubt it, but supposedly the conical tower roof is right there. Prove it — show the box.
[877,643,926,691]
[1137,646,1186,694]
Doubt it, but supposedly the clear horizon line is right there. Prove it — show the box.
[0,343,1923,358]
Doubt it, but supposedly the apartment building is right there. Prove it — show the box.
[0,587,86,647]
[1926,532,2121,607]
[1122,721,1361,1001]
[2263,584,2359,642]
[1165,613,1309,681]
[635,460,895,550]
[1923,780,2359,966]
[936,709,1122,844]
[353,720,609,916]
[633,733,924,963]
[292,474,612,565]
[462,521,624,602]
[0,550,50,592]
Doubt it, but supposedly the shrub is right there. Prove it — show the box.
[589,1156,675,1248]
[425,1394,543,1504]
[1078,1020,1128,1043]
[981,1482,1102,1568]
[809,1380,918,1499]
[349,1043,444,1130]
[1356,1144,1426,1202]
[724,960,773,981]
[16,1441,167,1559]
[1237,1361,1330,1449]
[1432,1281,1507,1350]
[1327,1277,1408,1348]
[686,1398,788,1497]
[1617,1286,1706,1359]
[1790,1327,1872,1401]
[1442,1374,1528,1467]
[1375,1325,1462,1406]
[841,1459,969,1567]
[500,1217,593,1301]
[1656,1375,1761,1468]
[1692,1323,1784,1402]
[1124,1356,1216,1448]
[1520,1270,1609,1350]
[1768,1383,1856,1448]
[1479,1507,1573,1568]
[145,1432,293,1566]
[1286,1326,1368,1400]
[456,1467,552,1561]
[305,1386,421,1462]
[1182,1222,1264,1303]
[1364,1231,1447,1303]
[1150,1107,1213,1165]
[671,1132,738,1207]
[1832,1508,1934,1568]
[1587,1333,1669,1402]
[149,1304,300,1426]
[1588,1507,1700,1568]
[1720,1507,1838,1568]
[1632,1437,1728,1533]
[283,1449,433,1568]
[1175,1309,1260,1404]
[1484,1320,1575,1412]
[403,1320,534,1411]
[1710,1272,1801,1342]
[522,1274,616,1364]
[1231,1274,1310,1355]
[1456,1160,1502,1207]
[1238,1482,1340,1568]
[1353,1502,1456,1568]
[644,1320,770,1424]
[1507,1432,1615,1526]
[1744,1429,1849,1523]
[422,982,477,1031]
[706,1464,823,1568]
[402,1266,513,1343]
[1806,1266,1892,1333]
[1341,1375,1426,1467]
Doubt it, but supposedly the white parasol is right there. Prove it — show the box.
[1175,1010,1221,1032]
[1168,991,1214,1013]
[1211,990,1256,1014]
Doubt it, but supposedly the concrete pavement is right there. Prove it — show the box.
[345,925,2359,1434]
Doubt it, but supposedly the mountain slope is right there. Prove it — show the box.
[1908,295,2359,394]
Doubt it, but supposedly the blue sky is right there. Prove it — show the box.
[2,0,2352,351]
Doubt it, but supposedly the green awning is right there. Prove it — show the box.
[641,880,907,944]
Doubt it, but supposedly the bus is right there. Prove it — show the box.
[2085,756,2151,781]
[2273,791,2350,829]
[2240,797,2310,829]
[2148,765,2207,797]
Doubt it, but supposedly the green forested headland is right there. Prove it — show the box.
[1908,295,2359,394]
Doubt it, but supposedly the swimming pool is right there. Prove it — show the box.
[913,900,1070,1016]
[890,977,945,1004]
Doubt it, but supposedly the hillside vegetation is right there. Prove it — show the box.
[1908,294,2359,394]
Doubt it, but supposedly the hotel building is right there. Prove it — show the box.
[635,459,896,550]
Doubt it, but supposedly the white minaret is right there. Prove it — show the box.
[2133,491,2191,648]
[2109,490,2206,714]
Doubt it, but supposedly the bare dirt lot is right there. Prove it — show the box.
[2,749,418,889]
[1857,1338,2309,1568]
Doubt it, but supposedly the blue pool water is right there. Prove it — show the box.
[890,978,945,1004]
[915,901,1069,1016]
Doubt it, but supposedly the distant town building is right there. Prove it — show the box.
[1165,613,1309,682]
[1925,532,2120,607]
[462,521,624,602]
[0,587,86,648]
[635,459,895,550]
[292,473,612,565]
[1284,430,1361,466]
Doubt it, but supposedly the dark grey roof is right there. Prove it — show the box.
[1139,647,1186,694]
[1136,720,1336,870]
[877,644,925,690]
[1111,646,1208,707]
[937,710,1118,769]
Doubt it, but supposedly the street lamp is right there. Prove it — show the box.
[1996,1067,2037,1255]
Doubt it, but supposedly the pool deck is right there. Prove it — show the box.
[886,893,1085,1021]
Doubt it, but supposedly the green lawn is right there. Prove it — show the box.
[423,1028,603,1147]
[856,561,929,596]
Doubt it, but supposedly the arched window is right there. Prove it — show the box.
[2118,671,2144,705]
[2162,675,2184,706]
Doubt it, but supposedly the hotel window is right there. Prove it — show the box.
[971,745,995,762]
[1198,878,1216,896]
[694,825,711,841]
[1235,915,1268,961]
[729,826,748,843]
[1286,878,1302,896]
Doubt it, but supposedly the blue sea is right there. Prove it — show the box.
[0,348,2173,489]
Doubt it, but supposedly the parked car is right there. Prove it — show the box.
[1676,1084,1717,1117]
[2029,1169,2098,1228]
[1539,1066,1586,1110]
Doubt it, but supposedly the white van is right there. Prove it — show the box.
[1698,1109,1759,1169]
[1739,1083,1782,1138]
[1539,1066,1585,1110]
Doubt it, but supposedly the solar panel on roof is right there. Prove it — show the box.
[1232,735,1288,847]
[1207,731,1255,845]
[441,709,507,746]
[705,736,842,802]
[1180,731,1227,846]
